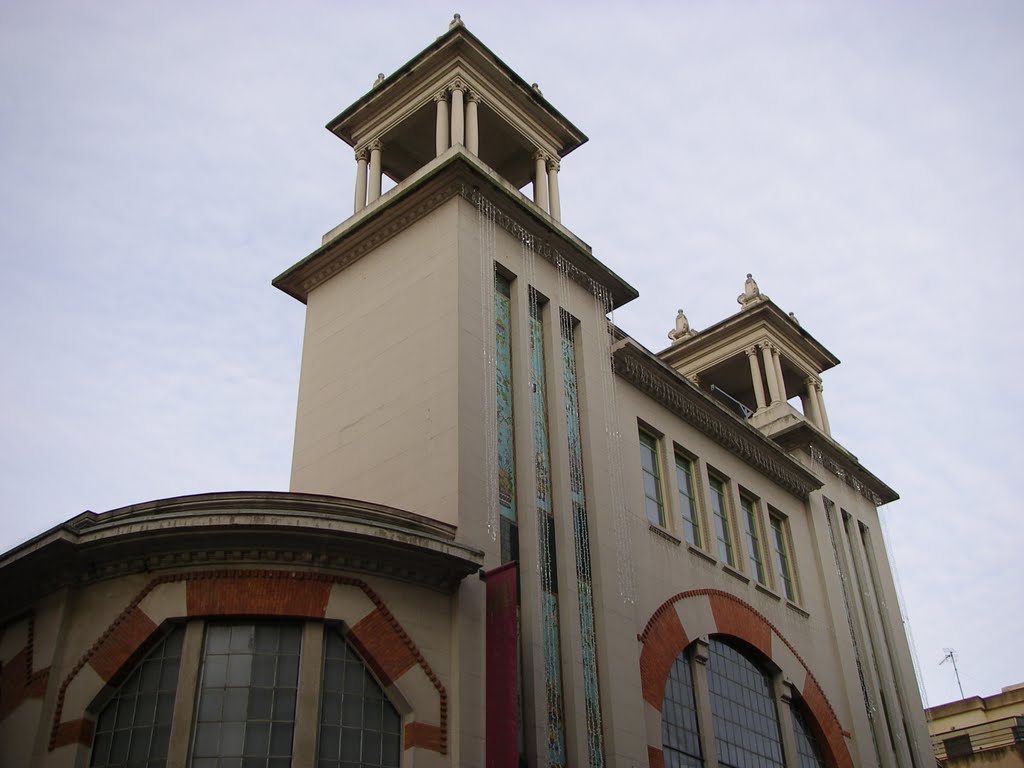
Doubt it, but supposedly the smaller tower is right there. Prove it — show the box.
[659,274,838,438]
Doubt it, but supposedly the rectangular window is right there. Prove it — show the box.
[639,431,665,527]
[709,476,734,566]
[674,453,702,548]
[741,496,766,584]
[769,513,796,600]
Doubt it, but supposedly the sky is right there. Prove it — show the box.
[1,1,1022,710]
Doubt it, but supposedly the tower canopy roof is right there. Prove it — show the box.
[326,17,587,188]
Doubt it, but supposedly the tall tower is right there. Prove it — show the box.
[274,16,638,766]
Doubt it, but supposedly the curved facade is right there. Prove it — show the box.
[0,19,930,767]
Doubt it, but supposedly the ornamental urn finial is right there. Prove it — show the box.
[668,308,696,344]
[737,273,767,308]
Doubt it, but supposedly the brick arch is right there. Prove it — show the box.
[639,589,852,768]
[50,569,448,755]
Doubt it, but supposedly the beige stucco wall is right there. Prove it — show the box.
[290,198,462,527]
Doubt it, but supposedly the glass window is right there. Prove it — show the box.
[675,453,702,548]
[792,701,827,767]
[90,626,184,768]
[740,496,766,584]
[770,513,796,600]
[191,624,302,768]
[639,431,666,527]
[318,626,401,768]
[706,639,784,768]
[661,651,703,767]
[709,477,734,566]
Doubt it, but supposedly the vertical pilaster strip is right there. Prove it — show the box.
[529,297,567,767]
[560,310,604,766]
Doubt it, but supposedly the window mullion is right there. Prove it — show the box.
[292,621,324,767]
[690,637,718,767]
[775,675,800,768]
[167,620,204,768]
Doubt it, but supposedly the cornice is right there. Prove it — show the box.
[0,491,485,619]
[273,148,638,309]
[771,425,898,505]
[612,341,822,499]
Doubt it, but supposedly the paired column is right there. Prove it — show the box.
[760,343,782,405]
[532,151,562,222]
[352,140,383,211]
[435,81,479,154]
[746,347,767,411]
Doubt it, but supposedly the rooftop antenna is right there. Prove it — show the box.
[940,648,965,699]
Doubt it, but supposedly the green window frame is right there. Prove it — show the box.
[741,495,767,584]
[675,452,702,548]
[709,476,734,566]
[639,431,666,527]
[770,512,797,601]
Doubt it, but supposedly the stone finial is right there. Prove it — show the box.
[531,83,544,96]
[668,308,696,344]
[737,272,767,309]
[449,13,463,29]
[373,73,385,87]
[788,311,800,325]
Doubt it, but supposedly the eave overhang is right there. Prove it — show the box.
[613,338,824,500]
[0,491,485,619]
[327,23,587,161]
[272,146,638,309]
[771,422,899,505]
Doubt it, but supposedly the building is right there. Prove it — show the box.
[927,684,1024,766]
[0,17,931,768]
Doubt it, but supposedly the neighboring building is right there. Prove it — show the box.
[0,17,931,768]
[927,684,1024,766]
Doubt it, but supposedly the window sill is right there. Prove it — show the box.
[649,524,681,546]
[687,545,717,565]
[755,583,782,602]
[786,600,810,618]
[722,564,750,584]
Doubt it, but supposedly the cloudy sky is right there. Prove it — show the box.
[2,1,1021,709]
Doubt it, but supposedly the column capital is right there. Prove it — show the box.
[466,91,480,104]
[367,139,383,152]
[433,89,448,103]
[532,149,549,163]
[745,346,759,358]
[450,76,466,91]
[354,148,368,162]
[814,380,824,393]
[546,157,561,173]
[693,636,710,665]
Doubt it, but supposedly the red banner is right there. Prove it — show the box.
[485,561,519,768]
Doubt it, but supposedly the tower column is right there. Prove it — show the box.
[761,343,781,404]
[465,92,479,155]
[772,346,787,401]
[353,148,368,213]
[434,90,450,156]
[450,80,465,146]
[815,381,832,435]
[746,347,767,410]
[533,151,549,212]
[546,157,561,221]
[367,140,382,204]
[804,377,823,428]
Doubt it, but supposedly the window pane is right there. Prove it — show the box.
[319,626,402,768]
[706,639,785,768]
[792,700,827,767]
[192,624,301,762]
[709,478,734,566]
[741,497,766,584]
[661,651,703,767]
[675,455,701,548]
[90,625,184,768]
[771,515,796,600]
[640,431,665,526]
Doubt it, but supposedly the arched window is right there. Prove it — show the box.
[660,637,828,768]
[317,625,402,767]
[706,639,784,768]
[87,622,403,768]
[90,625,184,768]
[662,649,703,767]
